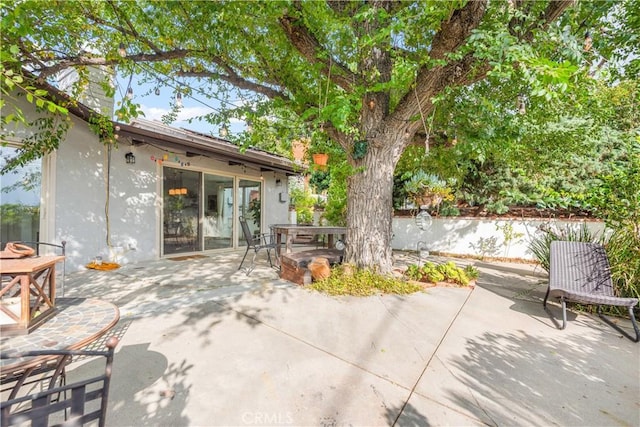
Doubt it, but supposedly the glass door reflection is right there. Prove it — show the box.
[238,179,262,247]
[203,173,234,250]
[163,167,201,255]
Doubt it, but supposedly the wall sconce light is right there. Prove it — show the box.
[275,179,282,187]
[125,152,136,164]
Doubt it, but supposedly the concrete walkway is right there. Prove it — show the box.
[62,251,640,426]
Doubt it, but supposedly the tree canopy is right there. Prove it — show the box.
[2,0,637,272]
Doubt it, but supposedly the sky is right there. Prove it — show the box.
[113,73,247,137]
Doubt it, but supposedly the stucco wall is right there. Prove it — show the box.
[55,133,292,271]
[392,216,605,260]
[2,93,292,272]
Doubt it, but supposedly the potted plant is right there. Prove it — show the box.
[309,132,333,169]
[403,171,453,208]
[312,153,329,167]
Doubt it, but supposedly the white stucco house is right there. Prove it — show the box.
[1,75,300,272]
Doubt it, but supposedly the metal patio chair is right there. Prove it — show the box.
[238,216,276,275]
[0,337,118,427]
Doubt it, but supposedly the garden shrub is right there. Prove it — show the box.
[527,223,602,272]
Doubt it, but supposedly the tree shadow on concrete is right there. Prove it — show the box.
[64,253,294,349]
[443,330,639,426]
[385,402,430,426]
[66,342,195,426]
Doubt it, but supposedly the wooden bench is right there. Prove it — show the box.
[545,241,639,342]
[279,249,344,285]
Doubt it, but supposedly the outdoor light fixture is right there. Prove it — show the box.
[415,209,433,231]
[517,94,526,115]
[126,87,133,100]
[219,125,229,137]
[125,152,136,164]
[118,42,127,57]
[584,31,593,52]
[154,87,161,96]
[175,92,183,107]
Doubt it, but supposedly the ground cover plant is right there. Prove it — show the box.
[405,261,479,287]
[309,260,479,297]
[309,265,423,297]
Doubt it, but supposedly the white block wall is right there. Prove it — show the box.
[392,216,605,260]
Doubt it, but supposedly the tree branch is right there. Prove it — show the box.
[177,68,286,100]
[391,0,574,148]
[542,0,574,27]
[510,0,575,41]
[429,0,488,60]
[82,3,163,54]
[279,4,357,91]
[34,49,202,79]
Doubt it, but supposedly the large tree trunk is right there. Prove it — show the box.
[344,134,403,274]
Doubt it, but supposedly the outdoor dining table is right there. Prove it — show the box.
[0,297,120,399]
[270,224,347,256]
[0,255,65,335]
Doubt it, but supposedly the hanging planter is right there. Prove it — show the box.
[312,153,329,167]
[352,140,368,160]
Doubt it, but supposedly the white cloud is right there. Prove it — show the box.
[140,105,211,122]
[138,103,246,134]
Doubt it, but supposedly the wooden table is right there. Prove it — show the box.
[0,255,65,335]
[270,225,347,255]
[0,297,120,398]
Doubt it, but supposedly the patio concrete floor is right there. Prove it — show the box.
[61,249,639,427]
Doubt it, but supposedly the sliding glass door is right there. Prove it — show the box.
[163,167,262,255]
[203,174,234,250]
[163,167,201,255]
[238,179,262,247]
